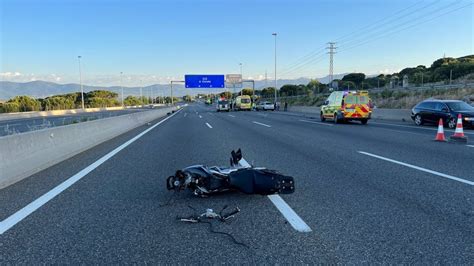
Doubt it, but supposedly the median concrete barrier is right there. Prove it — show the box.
[286,106,412,121]
[0,106,125,121]
[0,106,177,189]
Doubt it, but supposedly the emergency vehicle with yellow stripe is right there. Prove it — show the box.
[320,90,372,124]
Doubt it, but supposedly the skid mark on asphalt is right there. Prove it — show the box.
[358,151,474,186]
[239,158,312,232]
[0,109,183,235]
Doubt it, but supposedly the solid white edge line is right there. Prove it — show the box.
[205,122,213,129]
[371,121,474,136]
[240,158,312,233]
[358,151,473,186]
[0,108,183,235]
[299,119,333,126]
[252,121,271,127]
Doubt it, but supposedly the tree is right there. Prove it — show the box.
[0,102,20,113]
[241,88,254,96]
[341,81,356,90]
[307,79,321,93]
[182,95,193,102]
[261,87,275,98]
[280,85,299,96]
[124,96,141,106]
[342,73,366,87]
[6,96,41,112]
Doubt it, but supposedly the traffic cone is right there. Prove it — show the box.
[450,114,468,142]
[434,118,446,142]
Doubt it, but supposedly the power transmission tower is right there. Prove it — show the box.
[327,42,337,87]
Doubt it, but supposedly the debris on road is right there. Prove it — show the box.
[166,149,295,197]
[177,205,249,248]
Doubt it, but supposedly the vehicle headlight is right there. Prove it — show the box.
[464,117,474,121]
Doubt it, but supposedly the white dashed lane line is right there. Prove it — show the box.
[205,122,213,129]
[358,151,473,186]
[299,119,333,126]
[239,158,312,233]
[252,121,271,128]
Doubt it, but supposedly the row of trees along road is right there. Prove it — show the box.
[0,90,181,113]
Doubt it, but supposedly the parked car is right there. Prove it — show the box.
[256,101,275,111]
[411,100,474,129]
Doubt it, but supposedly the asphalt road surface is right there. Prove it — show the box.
[0,103,472,263]
[0,108,150,136]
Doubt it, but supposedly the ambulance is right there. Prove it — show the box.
[320,91,372,124]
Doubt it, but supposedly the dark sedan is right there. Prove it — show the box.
[411,100,474,129]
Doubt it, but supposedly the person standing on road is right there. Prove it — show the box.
[284,101,288,112]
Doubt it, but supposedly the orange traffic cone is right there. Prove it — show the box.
[450,114,468,142]
[434,118,446,142]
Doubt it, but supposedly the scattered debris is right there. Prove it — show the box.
[177,205,249,248]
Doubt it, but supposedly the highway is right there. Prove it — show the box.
[0,108,149,136]
[0,103,472,264]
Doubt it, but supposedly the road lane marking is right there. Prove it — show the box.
[199,115,202,118]
[371,121,474,136]
[184,113,187,117]
[467,145,474,148]
[239,158,312,233]
[299,119,333,126]
[0,108,183,235]
[205,122,213,129]
[252,121,271,128]
[228,114,235,118]
[358,151,474,186]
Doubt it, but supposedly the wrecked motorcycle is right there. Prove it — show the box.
[166,149,295,196]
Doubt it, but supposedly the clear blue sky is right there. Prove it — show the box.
[1,0,472,86]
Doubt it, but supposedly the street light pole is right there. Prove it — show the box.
[140,80,143,107]
[272,33,277,105]
[78,56,84,109]
[120,72,124,107]
[240,63,243,96]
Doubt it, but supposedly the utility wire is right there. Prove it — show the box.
[279,1,432,76]
[339,0,465,50]
[336,0,440,44]
[338,2,473,53]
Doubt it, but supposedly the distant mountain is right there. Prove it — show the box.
[0,74,347,100]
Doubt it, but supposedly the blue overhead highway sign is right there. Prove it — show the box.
[185,75,225,88]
